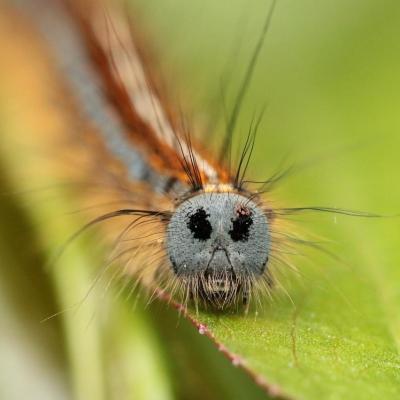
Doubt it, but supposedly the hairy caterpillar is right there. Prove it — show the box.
[6,0,379,313]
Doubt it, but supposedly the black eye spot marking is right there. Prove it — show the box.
[187,207,212,241]
[229,205,253,242]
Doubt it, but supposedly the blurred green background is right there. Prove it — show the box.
[1,0,400,399]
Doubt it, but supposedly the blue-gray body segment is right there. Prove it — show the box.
[167,192,270,277]
[14,0,172,193]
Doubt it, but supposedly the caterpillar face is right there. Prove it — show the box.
[166,192,270,306]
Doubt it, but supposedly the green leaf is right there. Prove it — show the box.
[135,0,400,398]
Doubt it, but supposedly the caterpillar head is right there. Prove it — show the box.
[166,192,270,308]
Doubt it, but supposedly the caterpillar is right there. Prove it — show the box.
[6,0,378,312]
